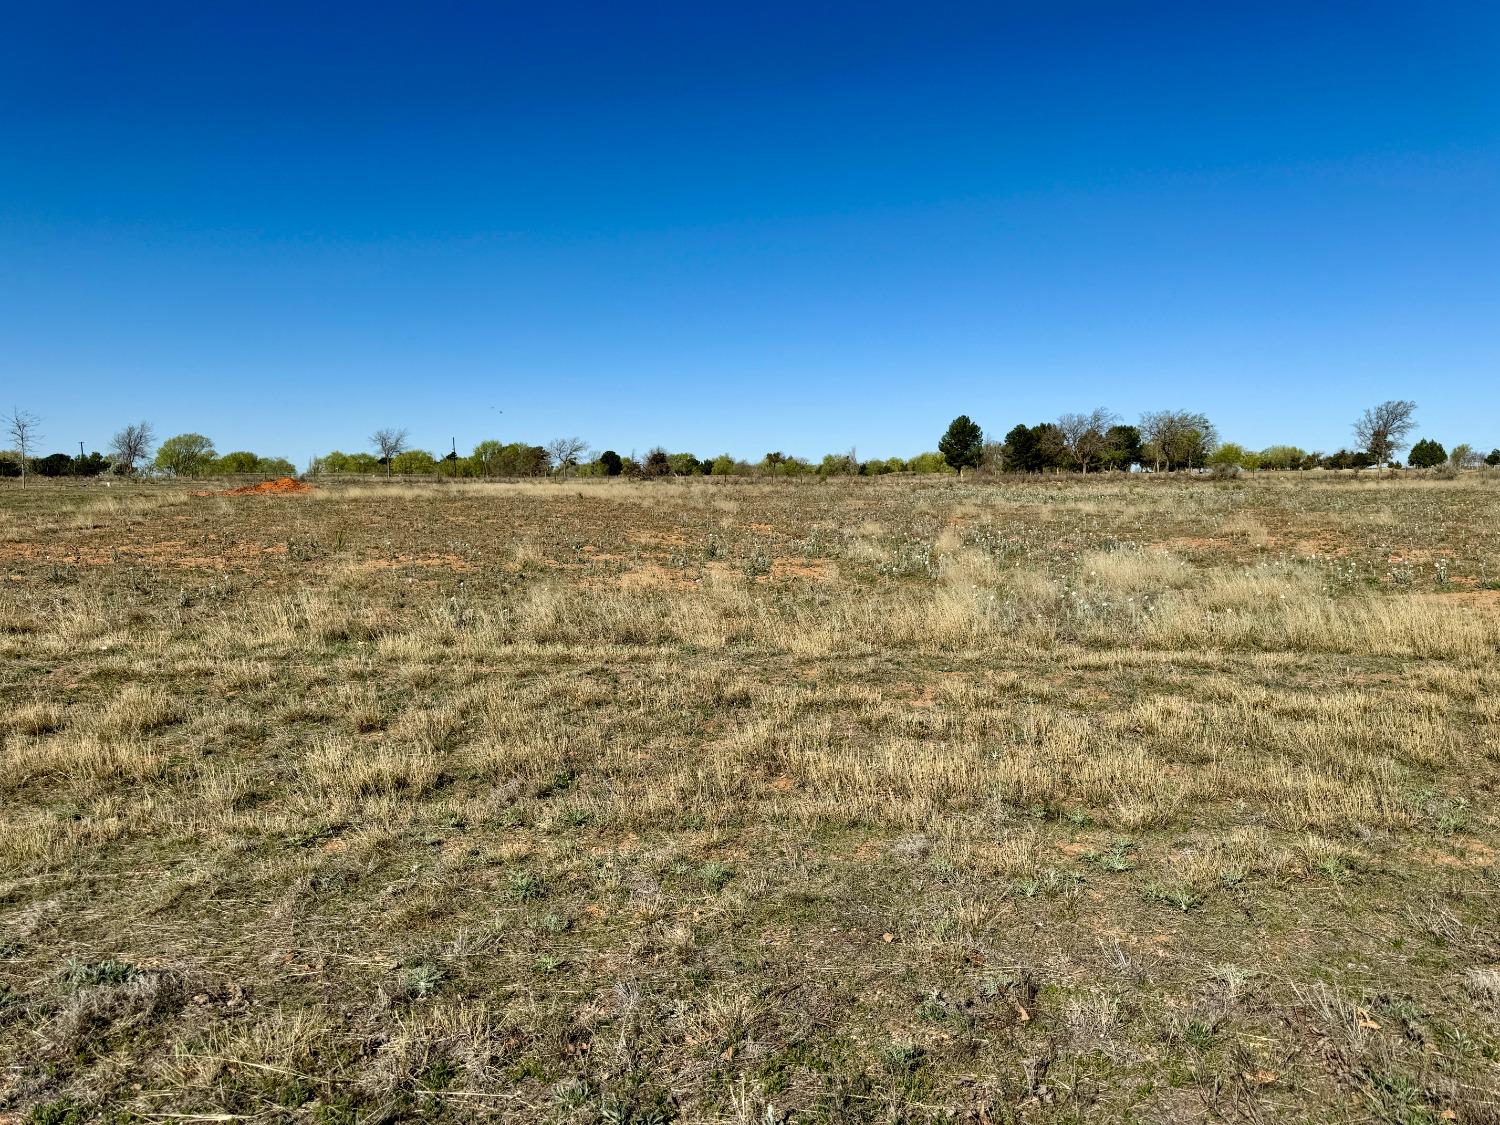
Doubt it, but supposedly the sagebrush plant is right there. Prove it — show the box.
[0,472,1498,1122]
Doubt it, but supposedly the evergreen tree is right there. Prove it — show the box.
[938,416,984,476]
[1407,438,1446,468]
[1002,424,1036,472]
[1030,423,1069,471]
[643,448,671,478]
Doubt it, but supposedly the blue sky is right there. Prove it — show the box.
[3,1,1496,463]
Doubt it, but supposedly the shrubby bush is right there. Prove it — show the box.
[1257,445,1308,471]
[390,449,440,474]
[666,452,704,476]
[907,452,951,474]
[709,454,748,476]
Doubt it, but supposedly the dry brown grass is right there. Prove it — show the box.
[2,472,1499,1122]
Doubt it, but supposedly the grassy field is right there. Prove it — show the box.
[2,473,1499,1124]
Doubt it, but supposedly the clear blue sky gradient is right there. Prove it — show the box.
[3,1,1497,463]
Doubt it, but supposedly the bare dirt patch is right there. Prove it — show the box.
[351,553,476,572]
[769,557,834,581]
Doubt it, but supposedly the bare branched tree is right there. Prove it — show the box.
[6,407,41,490]
[1057,407,1119,473]
[545,437,590,479]
[109,422,155,476]
[371,428,410,476]
[1353,400,1417,473]
[1138,410,1218,472]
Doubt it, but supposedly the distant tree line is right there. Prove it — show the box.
[933,408,1223,475]
[0,419,296,480]
[934,401,1499,476]
[306,434,957,479]
[5,402,1499,483]
[4,450,113,478]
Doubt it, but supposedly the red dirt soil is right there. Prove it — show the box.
[217,477,315,496]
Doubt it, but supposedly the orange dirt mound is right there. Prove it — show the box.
[219,477,315,496]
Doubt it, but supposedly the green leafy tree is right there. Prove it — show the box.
[209,450,295,475]
[906,451,950,474]
[1139,410,1218,471]
[598,450,623,476]
[1486,449,1500,467]
[472,440,503,477]
[1407,438,1446,469]
[1321,448,1375,470]
[1004,422,1068,472]
[1206,442,1250,477]
[758,451,813,476]
[1100,425,1143,471]
[155,433,217,477]
[818,451,858,476]
[497,443,549,476]
[666,452,701,476]
[938,416,984,477]
[391,449,439,474]
[1448,444,1477,469]
[1257,445,1308,471]
[1207,442,1247,466]
[216,450,260,473]
[319,450,383,474]
[73,451,110,477]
